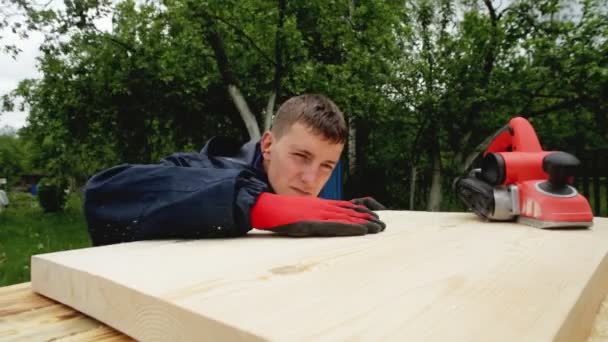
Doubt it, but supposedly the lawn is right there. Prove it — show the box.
[0,192,91,287]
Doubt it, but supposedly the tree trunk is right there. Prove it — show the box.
[204,19,261,140]
[427,131,441,211]
[264,92,276,131]
[427,137,442,211]
[228,85,261,140]
[453,130,472,169]
[348,115,356,176]
[409,165,417,210]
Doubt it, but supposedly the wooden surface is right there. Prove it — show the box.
[27,211,608,341]
[0,282,131,341]
[4,282,608,341]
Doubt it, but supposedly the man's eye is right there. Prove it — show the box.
[322,164,334,171]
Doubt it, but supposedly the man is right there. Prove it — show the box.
[84,94,386,246]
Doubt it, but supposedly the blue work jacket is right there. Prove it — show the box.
[83,137,268,246]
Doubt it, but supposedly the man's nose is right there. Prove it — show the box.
[300,165,318,185]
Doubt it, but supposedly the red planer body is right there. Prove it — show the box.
[455,117,594,228]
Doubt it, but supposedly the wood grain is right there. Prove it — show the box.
[4,282,608,341]
[0,282,132,341]
[30,211,608,341]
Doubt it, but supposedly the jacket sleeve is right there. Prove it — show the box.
[83,159,268,246]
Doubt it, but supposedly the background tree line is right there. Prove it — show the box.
[1,0,607,211]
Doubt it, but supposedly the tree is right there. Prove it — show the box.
[0,133,26,187]
[4,0,607,211]
[377,0,608,211]
[0,0,57,57]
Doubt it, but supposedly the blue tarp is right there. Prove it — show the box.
[319,160,343,200]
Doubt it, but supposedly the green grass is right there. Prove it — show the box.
[0,192,91,287]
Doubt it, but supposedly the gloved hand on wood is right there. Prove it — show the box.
[349,197,387,210]
[251,193,386,237]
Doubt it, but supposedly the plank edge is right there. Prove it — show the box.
[31,255,268,342]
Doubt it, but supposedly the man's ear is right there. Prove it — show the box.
[260,131,273,159]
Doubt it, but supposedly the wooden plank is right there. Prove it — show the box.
[0,282,132,341]
[589,294,608,342]
[30,211,608,341]
[3,283,608,342]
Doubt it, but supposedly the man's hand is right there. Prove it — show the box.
[251,193,386,237]
[350,197,387,210]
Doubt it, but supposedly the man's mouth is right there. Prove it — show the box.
[290,187,312,196]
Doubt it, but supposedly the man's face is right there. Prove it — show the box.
[261,122,344,197]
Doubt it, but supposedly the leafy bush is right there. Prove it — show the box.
[37,177,68,212]
[0,135,26,188]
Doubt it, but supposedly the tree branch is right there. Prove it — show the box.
[201,16,260,139]
[458,0,501,162]
[482,0,498,75]
[483,0,498,23]
[204,24,238,86]
[93,27,136,53]
[264,0,286,131]
[273,0,285,97]
[523,98,582,118]
[203,11,276,66]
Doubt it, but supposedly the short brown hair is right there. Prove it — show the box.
[271,94,347,144]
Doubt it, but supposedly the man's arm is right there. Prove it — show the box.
[83,161,268,246]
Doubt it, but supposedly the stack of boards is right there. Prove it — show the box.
[31,211,608,341]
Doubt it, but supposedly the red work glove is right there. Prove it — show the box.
[251,193,386,237]
[350,197,387,210]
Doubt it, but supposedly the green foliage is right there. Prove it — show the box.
[0,192,90,286]
[364,0,608,209]
[0,134,27,188]
[4,0,608,210]
[37,177,68,212]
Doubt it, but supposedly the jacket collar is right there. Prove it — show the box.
[201,136,263,171]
